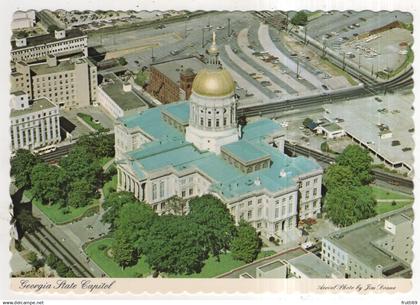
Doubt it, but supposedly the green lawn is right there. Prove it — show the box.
[85,237,276,278]
[371,185,413,201]
[375,201,413,214]
[371,185,413,214]
[168,250,276,278]
[103,175,117,199]
[77,113,109,132]
[84,238,151,278]
[25,190,99,225]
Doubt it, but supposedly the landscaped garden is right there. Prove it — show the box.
[25,189,99,225]
[84,237,275,278]
[370,185,413,214]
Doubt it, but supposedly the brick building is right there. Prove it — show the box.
[147,56,205,104]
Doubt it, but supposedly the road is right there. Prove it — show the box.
[258,23,326,90]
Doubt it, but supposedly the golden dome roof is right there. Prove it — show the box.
[192,68,235,97]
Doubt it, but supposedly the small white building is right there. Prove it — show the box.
[315,122,346,139]
[97,73,148,120]
[11,10,36,30]
[10,92,60,152]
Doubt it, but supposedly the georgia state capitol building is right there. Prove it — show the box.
[114,33,323,242]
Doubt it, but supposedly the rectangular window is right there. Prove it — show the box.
[313,188,318,196]
[207,119,211,127]
[258,207,262,217]
[216,119,220,127]
[275,208,279,218]
[159,181,164,198]
[189,188,193,196]
[247,210,252,219]
[152,183,157,200]
[306,181,310,187]
[288,203,292,213]
[248,200,252,206]
[281,205,285,216]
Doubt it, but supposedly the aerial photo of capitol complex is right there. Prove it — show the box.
[9,10,414,280]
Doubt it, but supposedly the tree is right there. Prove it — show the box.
[101,191,138,230]
[303,117,313,128]
[11,149,42,189]
[320,141,330,153]
[15,208,41,235]
[118,57,127,66]
[324,165,361,191]
[291,11,308,26]
[67,179,94,208]
[76,132,115,158]
[27,251,38,266]
[325,186,376,227]
[59,146,103,186]
[143,216,208,275]
[31,163,66,205]
[113,202,156,255]
[47,25,60,34]
[161,196,187,216]
[336,145,373,185]
[188,194,237,259]
[135,70,149,86]
[112,229,137,268]
[46,253,60,269]
[231,220,261,263]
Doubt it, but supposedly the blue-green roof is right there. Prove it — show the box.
[222,141,270,164]
[162,102,190,125]
[119,104,321,200]
[241,119,282,142]
[119,107,184,141]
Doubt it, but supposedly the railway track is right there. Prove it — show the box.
[284,141,413,191]
[25,225,95,277]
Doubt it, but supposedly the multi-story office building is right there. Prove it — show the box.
[11,55,97,109]
[147,56,205,104]
[10,92,60,152]
[321,207,413,278]
[11,29,88,63]
[114,34,323,242]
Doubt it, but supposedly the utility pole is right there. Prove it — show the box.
[296,58,300,79]
[304,26,307,45]
[342,53,346,70]
[227,18,231,37]
[151,47,155,62]
[184,20,187,39]
[202,28,205,48]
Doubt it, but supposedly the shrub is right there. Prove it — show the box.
[98,244,107,251]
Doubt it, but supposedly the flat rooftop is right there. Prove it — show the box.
[325,207,413,272]
[30,60,75,75]
[325,92,414,169]
[258,260,286,273]
[11,97,56,117]
[11,29,86,50]
[288,252,341,278]
[222,141,270,164]
[101,73,148,112]
[151,56,205,85]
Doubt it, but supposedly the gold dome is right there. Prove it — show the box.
[192,69,235,97]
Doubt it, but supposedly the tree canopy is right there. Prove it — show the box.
[188,194,237,258]
[336,144,373,185]
[11,149,42,189]
[230,220,261,263]
[101,191,138,230]
[325,186,376,227]
[76,132,115,159]
[31,163,66,206]
[143,215,208,275]
[291,11,308,26]
[324,164,361,191]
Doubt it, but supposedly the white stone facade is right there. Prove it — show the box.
[186,91,238,154]
[10,93,60,152]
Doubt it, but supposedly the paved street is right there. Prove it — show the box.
[259,23,326,90]
[21,188,110,277]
